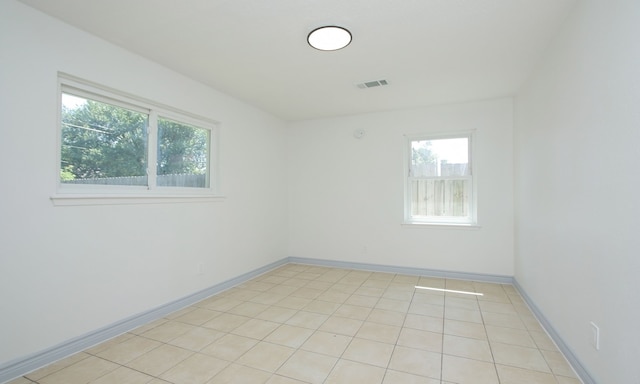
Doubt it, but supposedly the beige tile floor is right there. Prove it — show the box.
[8,264,583,384]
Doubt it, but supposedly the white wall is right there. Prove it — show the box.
[514,0,640,382]
[288,99,514,276]
[0,1,288,365]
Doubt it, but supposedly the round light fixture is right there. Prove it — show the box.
[307,26,352,51]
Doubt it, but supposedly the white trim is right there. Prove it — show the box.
[401,222,481,230]
[403,131,477,225]
[148,110,158,190]
[50,194,225,206]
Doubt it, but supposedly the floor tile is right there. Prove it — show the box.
[444,318,487,340]
[159,353,229,384]
[300,331,352,357]
[201,313,250,332]
[382,288,414,302]
[231,318,280,339]
[354,286,386,297]
[200,334,258,361]
[96,336,162,365]
[249,292,288,306]
[324,359,385,384]
[227,301,270,317]
[273,296,312,310]
[265,375,308,384]
[382,370,440,384]
[375,298,410,312]
[38,356,119,384]
[90,366,154,384]
[140,321,195,343]
[529,330,558,351]
[387,346,441,378]
[26,352,91,381]
[255,306,298,323]
[290,287,323,300]
[443,334,493,362]
[555,376,583,384]
[198,297,243,312]
[264,324,314,348]
[481,311,526,330]
[168,326,226,351]
[485,324,536,348]
[206,363,271,384]
[397,328,442,353]
[236,342,295,372]
[318,316,363,336]
[541,349,577,377]
[408,302,444,318]
[276,350,337,384]
[479,301,517,315]
[126,344,193,377]
[441,354,499,384]
[317,290,351,303]
[345,294,379,308]
[284,311,328,329]
[367,308,406,326]
[86,333,135,355]
[224,288,262,301]
[356,321,401,344]
[444,307,483,323]
[173,308,222,326]
[341,337,395,367]
[334,304,372,320]
[403,314,443,333]
[445,297,480,311]
[491,342,551,373]
[496,364,557,384]
[412,291,445,306]
[303,300,341,315]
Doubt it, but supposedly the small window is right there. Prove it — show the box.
[405,133,476,225]
[57,75,218,199]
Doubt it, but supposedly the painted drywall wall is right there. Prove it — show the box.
[288,99,514,276]
[514,1,640,382]
[0,1,288,365]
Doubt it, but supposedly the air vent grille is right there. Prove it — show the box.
[356,79,389,89]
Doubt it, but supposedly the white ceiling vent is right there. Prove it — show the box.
[356,79,388,89]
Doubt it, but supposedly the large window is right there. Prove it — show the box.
[405,133,476,225]
[57,75,218,201]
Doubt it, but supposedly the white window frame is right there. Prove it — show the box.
[52,74,222,206]
[403,131,478,227]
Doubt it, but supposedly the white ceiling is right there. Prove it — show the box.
[19,0,578,121]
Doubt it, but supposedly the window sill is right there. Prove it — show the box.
[50,193,226,206]
[401,221,481,230]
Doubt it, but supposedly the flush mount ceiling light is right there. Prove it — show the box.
[307,26,352,51]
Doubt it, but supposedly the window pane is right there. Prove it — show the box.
[60,93,148,185]
[411,138,469,177]
[157,117,210,188]
[410,179,469,217]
